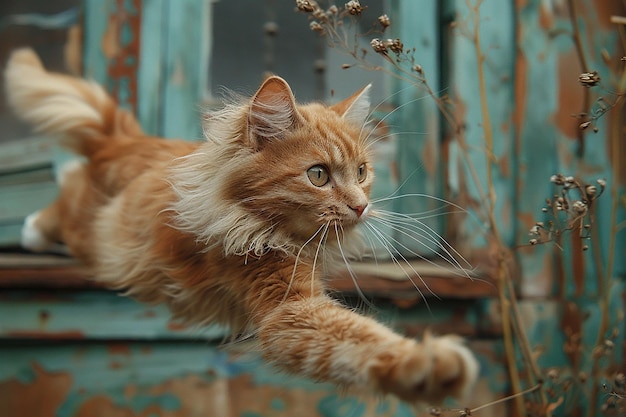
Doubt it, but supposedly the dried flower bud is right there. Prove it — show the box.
[429,407,442,417]
[345,0,364,15]
[582,244,589,251]
[264,22,279,36]
[572,200,587,214]
[413,64,423,73]
[312,8,326,19]
[386,38,404,54]
[529,225,540,235]
[547,368,559,380]
[585,185,597,197]
[327,5,338,15]
[578,71,601,87]
[309,21,324,32]
[370,38,387,53]
[529,238,538,245]
[296,0,318,13]
[378,14,391,28]
[580,121,591,130]
[597,178,606,187]
[550,174,564,185]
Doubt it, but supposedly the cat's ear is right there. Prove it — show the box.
[330,84,371,127]
[248,76,299,148]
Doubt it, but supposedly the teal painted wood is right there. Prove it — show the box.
[0,136,59,246]
[137,0,166,135]
[447,0,517,247]
[0,287,506,416]
[84,0,210,140]
[513,0,625,295]
[0,225,22,246]
[160,0,211,140]
[0,136,61,174]
[387,0,443,256]
[0,182,57,223]
[0,342,426,417]
[0,290,227,341]
[83,0,115,87]
[0,168,53,187]
[0,179,57,247]
[511,1,625,415]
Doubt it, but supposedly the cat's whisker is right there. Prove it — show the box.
[281,222,328,305]
[361,94,431,145]
[364,130,429,151]
[371,193,468,213]
[372,204,461,222]
[334,222,375,308]
[368,212,474,279]
[368,191,474,274]
[310,221,331,296]
[373,207,472,265]
[359,83,433,143]
[361,222,432,307]
[358,83,415,141]
[359,223,381,266]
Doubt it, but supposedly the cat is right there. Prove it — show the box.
[5,48,478,404]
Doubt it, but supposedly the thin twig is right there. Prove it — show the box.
[567,0,590,157]
[470,382,543,413]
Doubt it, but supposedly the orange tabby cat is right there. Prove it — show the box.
[5,48,478,404]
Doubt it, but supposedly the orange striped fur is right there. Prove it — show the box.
[5,48,478,404]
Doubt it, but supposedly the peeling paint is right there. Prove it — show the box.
[554,48,585,140]
[0,363,72,417]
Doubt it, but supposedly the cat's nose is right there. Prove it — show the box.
[349,204,368,218]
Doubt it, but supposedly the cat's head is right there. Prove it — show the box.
[172,76,374,256]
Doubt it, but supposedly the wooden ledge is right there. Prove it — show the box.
[0,252,497,299]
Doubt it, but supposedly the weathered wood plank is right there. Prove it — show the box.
[0,255,497,299]
[137,0,166,135]
[160,0,211,140]
[0,342,427,417]
[0,290,227,341]
[0,136,60,175]
[446,0,517,248]
[387,0,443,256]
[0,182,58,223]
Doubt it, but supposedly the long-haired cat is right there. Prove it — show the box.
[5,48,478,404]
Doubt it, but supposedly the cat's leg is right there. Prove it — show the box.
[257,295,478,404]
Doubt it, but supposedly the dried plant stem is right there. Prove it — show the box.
[586,59,626,417]
[468,1,545,413]
[470,1,523,414]
[498,281,526,416]
[567,0,589,156]
[469,382,543,414]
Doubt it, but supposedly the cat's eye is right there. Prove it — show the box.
[357,163,367,183]
[307,165,330,187]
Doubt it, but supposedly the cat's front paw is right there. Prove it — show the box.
[374,334,479,404]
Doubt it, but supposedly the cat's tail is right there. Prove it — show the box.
[4,48,143,158]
